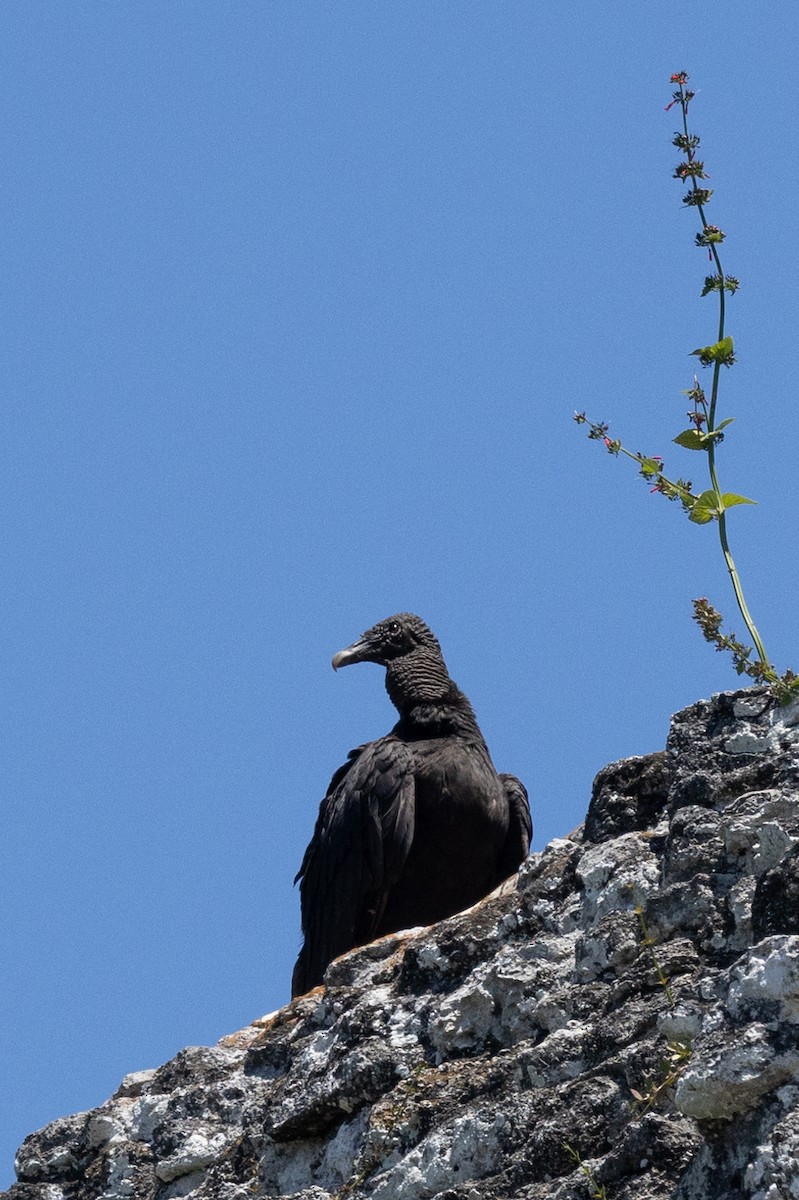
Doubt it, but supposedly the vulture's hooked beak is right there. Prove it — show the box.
[331,637,372,671]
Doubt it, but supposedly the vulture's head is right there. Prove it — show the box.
[332,613,443,671]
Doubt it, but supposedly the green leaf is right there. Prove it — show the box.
[690,336,735,366]
[639,456,662,478]
[674,429,706,450]
[674,423,733,450]
[688,489,720,524]
[720,493,756,510]
[689,509,715,524]
[687,489,756,523]
[716,417,735,431]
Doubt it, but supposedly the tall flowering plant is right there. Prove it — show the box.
[575,73,796,702]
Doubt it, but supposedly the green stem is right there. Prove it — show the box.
[580,421,694,504]
[714,511,771,670]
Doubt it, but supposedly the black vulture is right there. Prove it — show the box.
[291,613,532,996]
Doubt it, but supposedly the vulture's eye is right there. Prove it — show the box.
[387,621,401,636]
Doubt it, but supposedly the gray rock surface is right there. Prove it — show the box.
[5,687,799,1200]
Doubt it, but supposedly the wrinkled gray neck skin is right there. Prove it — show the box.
[385,648,481,737]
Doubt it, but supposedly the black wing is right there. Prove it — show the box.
[495,773,532,882]
[291,736,416,996]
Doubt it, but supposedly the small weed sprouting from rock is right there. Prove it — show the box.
[629,1039,693,1115]
[629,895,693,1113]
[563,1143,608,1199]
[575,72,798,704]
[633,901,675,1007]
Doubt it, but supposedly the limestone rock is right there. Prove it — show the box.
[5,687,799,1200]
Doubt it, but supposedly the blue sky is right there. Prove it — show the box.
[2,2,798,1186]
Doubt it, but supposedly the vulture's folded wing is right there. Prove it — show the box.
[496,773,532,881]
[292,736,416,996]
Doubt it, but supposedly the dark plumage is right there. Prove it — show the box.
[291,613,532,997]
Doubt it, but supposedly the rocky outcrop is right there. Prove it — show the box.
[5,687,799,1200]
